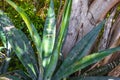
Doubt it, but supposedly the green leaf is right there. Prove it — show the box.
[69,76,120,80]
[2,70,32,80]
[0,47,5,51]
[42,0,56,67]
[0,12,38,80]
[44,0,72,80]
[9,29,38,80]
[0,11,12,74]
[82,58,120,76]
[13,70,31,80]
[0,10,7,48]
[0,47,6,60]
[53,20,105,79]
[5,0,43,77]
[0,30,6,47]
[0,57,11,74]
[61,46,120,78]
[0,76,21,80]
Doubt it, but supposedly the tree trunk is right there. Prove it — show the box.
[99,14,120,66]
[62,0,120,58]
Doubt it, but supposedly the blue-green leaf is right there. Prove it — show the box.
[58,46,120,79]
[42,0,56,67]
[69,76,120,80]
[1,70,32,80]
[0,11,12,74]
[0,76,21,80]
[5,1,43,78]
[0,12,38,80]
[44,0,72,80]
[0,47,5,52]
[53,20,105,79]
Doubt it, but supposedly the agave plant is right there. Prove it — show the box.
[0,0,120,80]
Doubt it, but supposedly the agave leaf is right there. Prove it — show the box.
[0,11,12,74]
[0,47,6,60]
[42,0,56,67]
[0,47,5,51]
[0,57,11,74]
[60,46,120,78]
[0,38,11,74]
[7,27,38,80]
[12,70,31,80]
[0,29,6,47]
[5,1,43,77]
[84,58,120,76]
[69,76,120,80]
[44,0,72,80]
[1,70,32,80]
[0,10,6,46]
[53,20,105,79]
[0,12,38,80]
[0,76,21,80]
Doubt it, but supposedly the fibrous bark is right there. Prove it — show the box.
[98,7,117,51]
[108,65,120,77]
[62,0,120,58]
[102,15,120,65]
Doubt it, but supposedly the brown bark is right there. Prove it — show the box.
[98,7,117,51]
[108,65,120,77]
[87,13,120,70]
[101,15,120,65]
[62,0,120,57]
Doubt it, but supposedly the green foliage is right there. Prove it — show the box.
[53,20,105,79]
[0,0,120,80]
[42,0,56,68]
[0,70,31,80]
[4,0,44,36]
[69,76,120,80]
[0,10,38,80]
[44,0,72,79]
[82,58,120,76]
